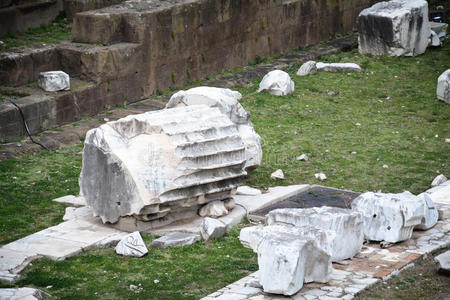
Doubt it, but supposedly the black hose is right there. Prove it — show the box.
[10,100,49,151]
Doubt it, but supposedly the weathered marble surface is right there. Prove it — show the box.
[38,71,70,92]
[151,232,200,249]
[352,191,425,243]
[437,69,450,104]
[358,0,430,56]
[316,62,361,72]
[257,70,294,96]
[166,87,262,170]
[0,287,51,300]
[296,61,317,76]
[115,231,148,257]
[79,105,247,224]
[435,250,450,274]
[267,207,364,261]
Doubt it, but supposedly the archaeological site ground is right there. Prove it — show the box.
[0,0,449,299]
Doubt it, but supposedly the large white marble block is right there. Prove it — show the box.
[358,0,430,56]
[266,207,364,261]
[79,105,246,225]
[352,191,425,243]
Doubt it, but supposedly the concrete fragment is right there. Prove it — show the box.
[296,61,317,76]
[0,287,51,300]
[437,69,450,104]
[79,105,247,225]
[316,62,361,72]
[257,230,331,295]
[201,217,226,240]
[115,232,148,257]
[38,71,70,92]
[432,174,447,187]
[151,232,201,249]
[414,193,438,230]
[52,195,86,207]
[435,250,450,274]
[166,87,262,170]
[198,201,229,218]
[352,191,424,243]
[267,207,364,261]
[257,70,294,96]
[270,169,284,180]
[357,0,430,56]
[236,186,262,196]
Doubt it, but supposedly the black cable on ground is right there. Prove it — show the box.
[10,100,49,151]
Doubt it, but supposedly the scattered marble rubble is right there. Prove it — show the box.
[151,232,201,249]
[257,70,294,96]
[267,207,364,261]
[314,172,327,181]
[357,0,430,57]
[435,250,450,274]
[296,154,308,161]
[236,186,261,196]
[115,231,148,257]
[79,105,247,225]
[432,174,447,187]
[0,287,51,300]
[437,69,450,104]
[296,61,317,76]
[38,71,70,92]
[166,87,262,170]
[198,201,229,218]
[352,191,438,243]
[316,62,361,72]
[270,169,284,180]
[201,217,227,241]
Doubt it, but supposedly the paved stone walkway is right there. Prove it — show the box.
[201,181,450,300]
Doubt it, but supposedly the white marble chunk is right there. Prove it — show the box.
[437,69,450,104]
[38,71,70,92]
[166,87,262,170]
[316,62,361,72]
[296,61,317,76]
[115,231,148,257]
[257,70,294,96]
[357,0,430,56]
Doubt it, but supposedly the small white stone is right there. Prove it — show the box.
[257,70,295,96]
[445,138,450,143]
[201,217,226,241]
[270,169,284,180]
[431,174,448,187]
[296,61,317,76]
[236,186,262,196]
[314,173,327,181]
[115,232,148,257]
[198,201,229,218]
[296,154,309,161]
[382,164,389,168]
[154,279,159,284]
[437,69,450,104]
[38,71,70,92]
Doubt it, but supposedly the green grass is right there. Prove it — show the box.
[0,14,71,52]
[0,41,449,299]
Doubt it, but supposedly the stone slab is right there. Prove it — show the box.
[0,287,51,300]
[426,182,450,204]
[435,250,450,274]
[53,195,87,207]
[151,232,201,249]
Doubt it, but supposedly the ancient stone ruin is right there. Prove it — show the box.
[357,0,430,56]
[437,69,450,104]
[165,87,262,171]
[79,105,247,227]
[352,191,438,243]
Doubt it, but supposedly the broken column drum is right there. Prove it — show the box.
[79,105,247,226]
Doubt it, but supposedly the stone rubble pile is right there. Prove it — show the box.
[239,207,364,295]
[79,105,247,227]
[352,191,438,243]
[357,0,430,56]
[166,87,262,170]
[257,70,294,96]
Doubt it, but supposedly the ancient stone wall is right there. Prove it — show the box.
[73,0,377,94]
